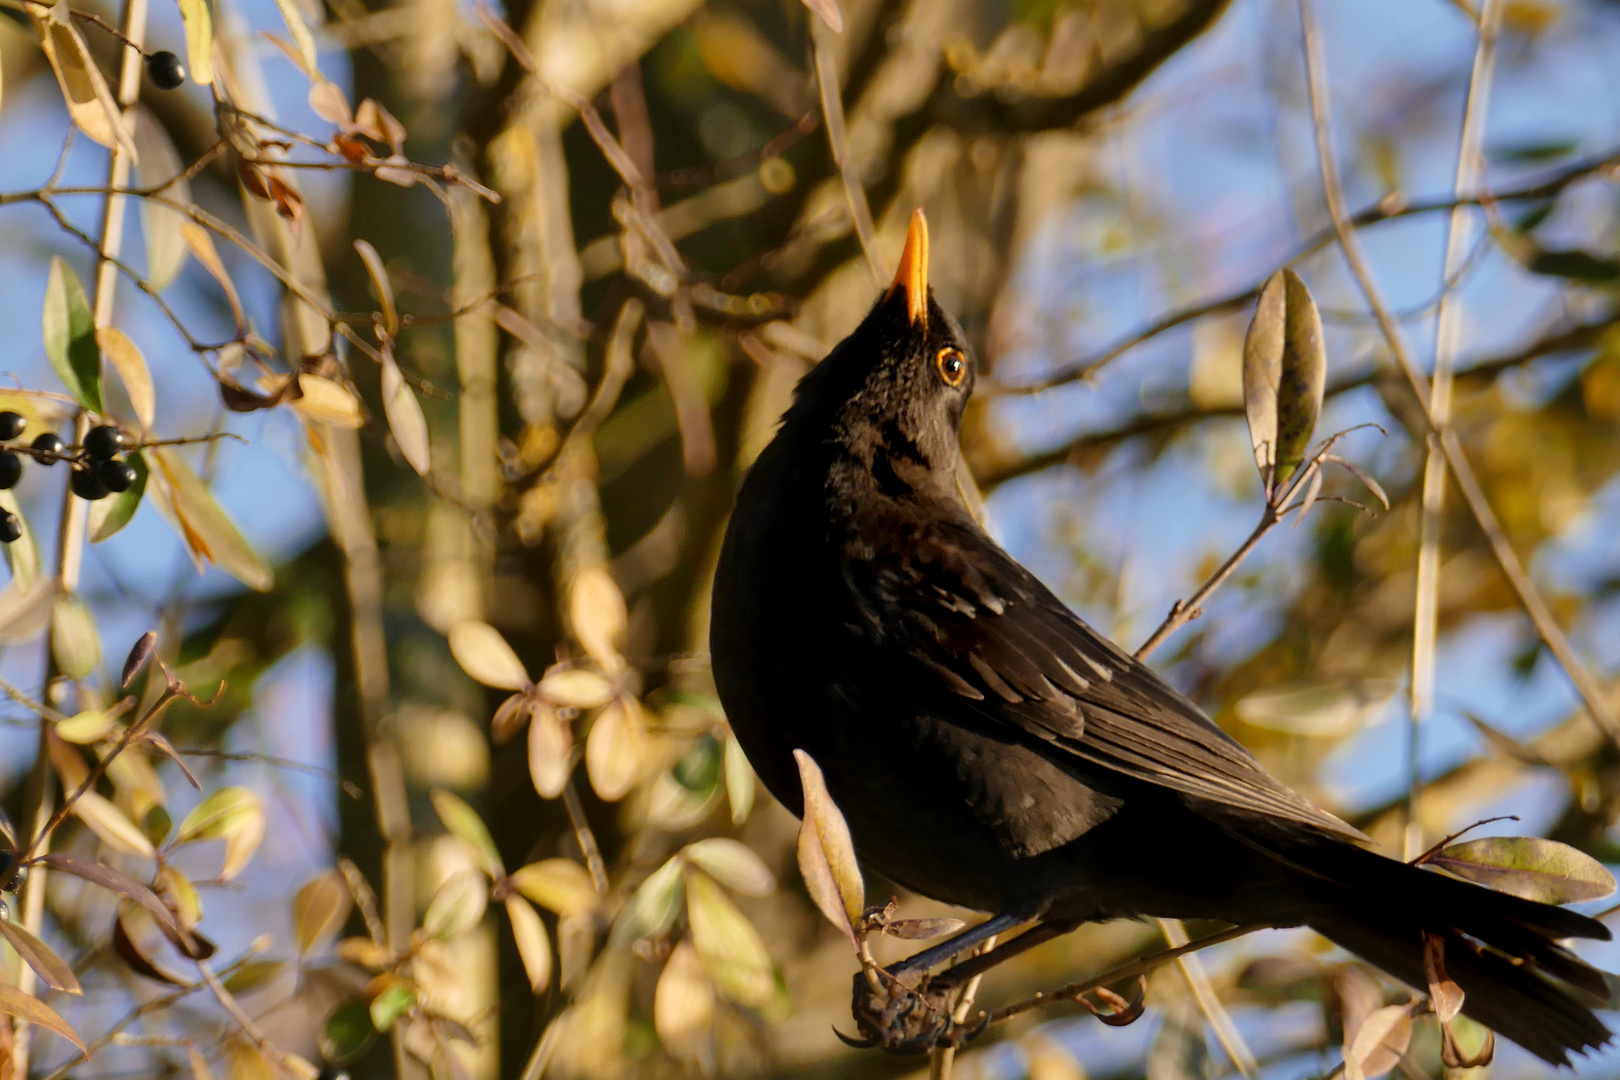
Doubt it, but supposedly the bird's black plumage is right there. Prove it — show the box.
[710,211,1612,1063]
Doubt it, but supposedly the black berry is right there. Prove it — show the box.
[3,865,25,893]
[100,459,138,493]
[30,433,63,462]
[0,452,20,491]
[0,513,20,544]
[146,50,185,90]
[0,412,25,441]
[70,467,109,501]
[83,425,124,460]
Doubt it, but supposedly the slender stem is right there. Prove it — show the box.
[562,779,609,894]
[1159,918,1258,1078]
[929,934,997,1080]
[1135,505,1279,660]
[989,924,1263,1027]
[1408,0,1503,861]
[1297,0,1620,748]
[813,18,885,288]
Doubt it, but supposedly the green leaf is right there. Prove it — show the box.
[223,960,287,995]
[321,999,378,1064]
[610,856,684,946]
[423,869,486,940]
[684,868,776,1008]
[368,981,414,1032]
[1428,836,1616,904]
[0,491,41,588]
[175,787,265,880]
[42,257,103,412]
[724,735,755,825]
[51,591,101,679]
[89,449,147,542]
[429,789,504,877]
[1243,268,1325,491]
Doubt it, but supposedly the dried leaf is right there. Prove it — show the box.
[654,939,713,1063]
[176,787,264,880]
[270,0,317,76]
[132,108,191,291]
[1428,836,1616,904]
[527,702,572,798]
[177,0,213,84]
[97,328,156,433]
[724,735,755,825]
[31,12,133,158]
[509,859,597,917]
[88,449,148,542]
[792,749,863,947]
[585,694,645,801]
[73,791,156,858]
[354,240,397,334]
[430,788,504,877]
[449,621,529,690]
[149,447,274,591]
[180,225,243,326]
[43,256,103,412]
[681,838,775,897]
[42,853,185,940]
[0,982,85,1051]
[308,78,352,125]
[1344,1004,1411,1080]
[55,709,115,744]
[120,629,157,688]
[223,959,287,995]
[292,374,365,428]
[423,869,486,940]
[610,857,683,945]
[1325,454,1389,510]
[569,565,627,672]
[0,916,81,993]
[381,349,430,475]
[505,895,553,993]
[879,917,967,940]
[684,867,776,1008]
[536,667,613,709]
[1422,932,1464,1023]
[294,870,352,955]
[1243,269,1325,491]
[0,577,56,643]
[353,99,406,155]
[51,591,101,679]
[800,0,844,33]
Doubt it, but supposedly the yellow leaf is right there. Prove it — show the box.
[509,859,597,917]
[527,704,572,799]
[448,620,529,690]
[585,694,644,801]
[381,350,430,475]
[30,10,134,157]
[293,870,352,955]
[569,565,627,672]
[684,868,775,1008]
[177,0,213,84]
[148,447,274,591]
[792,749,863,947]
[73,791,155,858]
[505,895,553,993]
[97,327,156,432]
[292,374,365,428]
[654,939,712,1062]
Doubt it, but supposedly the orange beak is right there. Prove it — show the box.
[885,208,929,327]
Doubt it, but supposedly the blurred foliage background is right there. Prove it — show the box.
[2,0,1620,1078]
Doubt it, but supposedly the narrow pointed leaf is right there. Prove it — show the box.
[177,0,213,84]
[610,857,684,945]
[380,350,430,475]
[509,859,597,917]
[149,448,273,591]
[0,917,82,993]
[585,694,644,801]
[353,240,397,334]
[1428,837,1615,904]
[681,838,775,897]
[505,895,553,993]
[97,327,156,431]
[0,983,85,1051]
[684,868,776,1008]
[1344,1004,1411,1080]
[1243,269,1325,490]
[43,256,103,412]
[527,702,572,798]
[51,591,101,679]
[430,788,503,877]
[654,939,713,1062]
[31,14,132,158]
[423,869,486,939]
[72,791,155,857]
[293,870,352,955]
[131,107,191,292]
[792,749,863,947]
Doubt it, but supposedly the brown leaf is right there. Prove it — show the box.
[0,981,85,1051]
[569,566,627,673]
[1344,1004,1411,1080]
[1422,932,1463,1023]
[30,12,133,158]
[354,240,398,335]
[0,916,81,993]
[1243,268,1325,493]
[42,852,185,942]
[97,327,156,434]
[792,749,863,948]
[509,859,597,917]
[294,870,352,955]
[800,0,844,33]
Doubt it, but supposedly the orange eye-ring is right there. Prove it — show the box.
[936,347,967,388]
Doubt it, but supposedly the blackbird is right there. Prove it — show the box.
[710,209,1612,1062]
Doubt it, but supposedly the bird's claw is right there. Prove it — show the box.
[1077,975,1147,1027]
[849,970,975,1053]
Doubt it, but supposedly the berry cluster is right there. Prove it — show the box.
[0,412,139,544]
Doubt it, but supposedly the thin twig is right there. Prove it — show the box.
[1408,0,1503,861]
[813,19,884,288]
[985,149,1620,397]
[562,779,610,894]
[989,924,1263,1027]
[1297,0,1620,748]
[1158,918,1258,1079]
[929,934,997,1080]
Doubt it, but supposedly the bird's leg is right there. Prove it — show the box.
[927,918,1081,991]
[887,911,1031,983]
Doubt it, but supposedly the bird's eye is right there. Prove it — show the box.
[935,348,966,388]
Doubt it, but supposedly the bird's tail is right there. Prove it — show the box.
[1291,842,1612,1065]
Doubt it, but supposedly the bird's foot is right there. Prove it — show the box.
[847,969,985,1053]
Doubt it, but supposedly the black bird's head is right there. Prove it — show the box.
[785,210,975,498]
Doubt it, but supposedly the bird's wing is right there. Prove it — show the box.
[849,513,1363,842]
